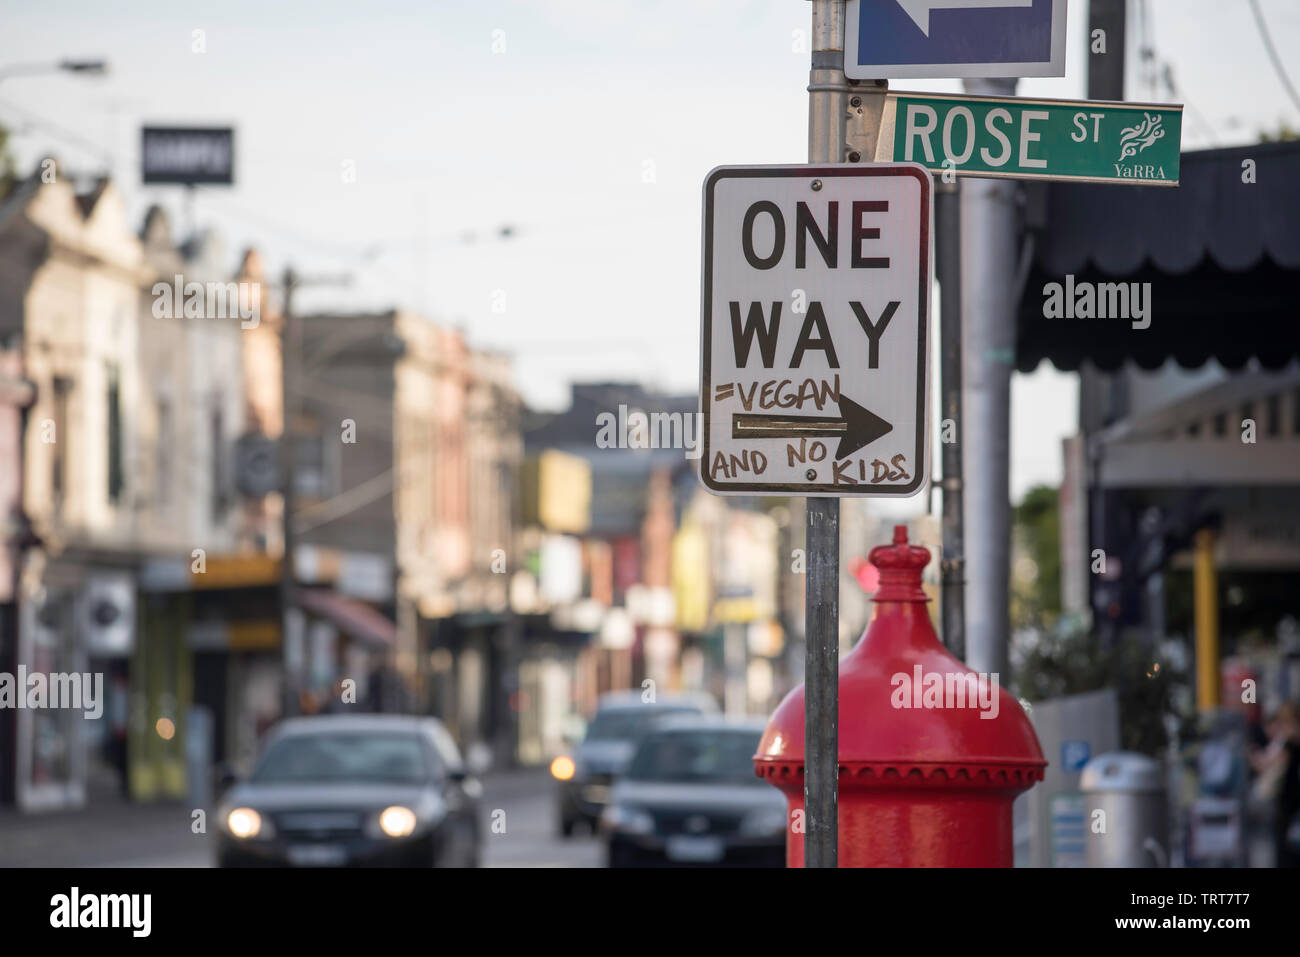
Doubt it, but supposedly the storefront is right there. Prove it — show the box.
[12,553,135,811]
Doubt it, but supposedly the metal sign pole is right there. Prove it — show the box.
[804,497,839,868]
[937,180,965,658]
[803,0,849,870]
[280,266,300,719]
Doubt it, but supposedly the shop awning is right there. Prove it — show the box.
[1016,140,1300,372]
[298,588,395,648]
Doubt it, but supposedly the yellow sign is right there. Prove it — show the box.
[714,596,761,624]
[520,451,591,534]
[228,620,281,650]
[191,555,281,589]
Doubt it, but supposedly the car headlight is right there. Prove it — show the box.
[226,807,267,840]
[599,804,654,835]
[740,807,789,837]
[550,756,576,781]
[378,805,418,838]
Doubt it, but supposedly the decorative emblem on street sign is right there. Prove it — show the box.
[1117,113,1165,162]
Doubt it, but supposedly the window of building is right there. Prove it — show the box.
[156,396,172,506]
[51,377,72,514]
[106,363,124,504]
[211,394,227,523]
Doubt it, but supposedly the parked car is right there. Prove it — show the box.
[602,714,786,867]
[553,690,717,836]
[215,714,482,867]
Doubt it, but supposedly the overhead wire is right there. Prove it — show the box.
[1248,0,1300,117]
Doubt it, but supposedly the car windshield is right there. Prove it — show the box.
[585,706,698,742]
[252,732,430,785]
[625,730,762,785]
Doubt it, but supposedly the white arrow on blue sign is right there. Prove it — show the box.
[846,0,1068,79]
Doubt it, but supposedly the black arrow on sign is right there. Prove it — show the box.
[731,395,892,460]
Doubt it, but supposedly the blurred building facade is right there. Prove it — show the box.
[508,382,826,765]
[0,160,944,805]
[292,310,523,759]
[0,156,534,807]
[1020,144,1300,720]
[0,166,250,809]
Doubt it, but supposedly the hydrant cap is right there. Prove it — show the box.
[869,524,931,602]
[755,526,1045,792]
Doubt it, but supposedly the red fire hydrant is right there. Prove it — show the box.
[754,526,1046,866]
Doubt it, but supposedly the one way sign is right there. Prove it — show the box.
[699,165,931,496]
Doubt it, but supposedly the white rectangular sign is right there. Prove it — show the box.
[699,164,932,496]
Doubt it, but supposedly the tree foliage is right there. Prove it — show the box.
[1259,123,1299,143]
[1010,624,1175,755]
[1010,484,1062,633]
[1008,484,1173,755]
[0,123,17,200]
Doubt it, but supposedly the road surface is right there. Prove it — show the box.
[0,768,601,868]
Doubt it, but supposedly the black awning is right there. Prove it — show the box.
[1016,140,1300,372]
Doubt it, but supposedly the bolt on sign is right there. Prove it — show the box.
[875,92,1183,186]
[698,165,932,496]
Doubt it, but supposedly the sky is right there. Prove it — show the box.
[2,0,1298,503]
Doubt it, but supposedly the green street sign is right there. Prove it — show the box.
[876,92,1183,186]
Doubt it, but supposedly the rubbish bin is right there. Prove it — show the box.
[186,705,213,813]
[1080,751,1168,867]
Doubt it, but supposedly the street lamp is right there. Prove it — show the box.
[57,59,109,75]
[0,59,109,83]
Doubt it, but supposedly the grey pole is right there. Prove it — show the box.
[275,268,351,718]
[960,77,1018,678]
[808,0,849,166]
[724,619,747,716]
[279,267,300,718]
[1079,0,1125,438]
[937,180,965,659]
[803,0,848,870]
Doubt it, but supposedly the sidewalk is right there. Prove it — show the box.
[0,796,210,868]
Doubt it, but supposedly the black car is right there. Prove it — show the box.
[215,714,482,867]
[553,691,717,836]
[602,715,787,867]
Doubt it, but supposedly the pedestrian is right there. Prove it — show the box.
[1252,701,1300,867]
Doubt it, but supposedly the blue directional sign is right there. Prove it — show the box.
[1061,739,1091,772]
[846,0,1068,79]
